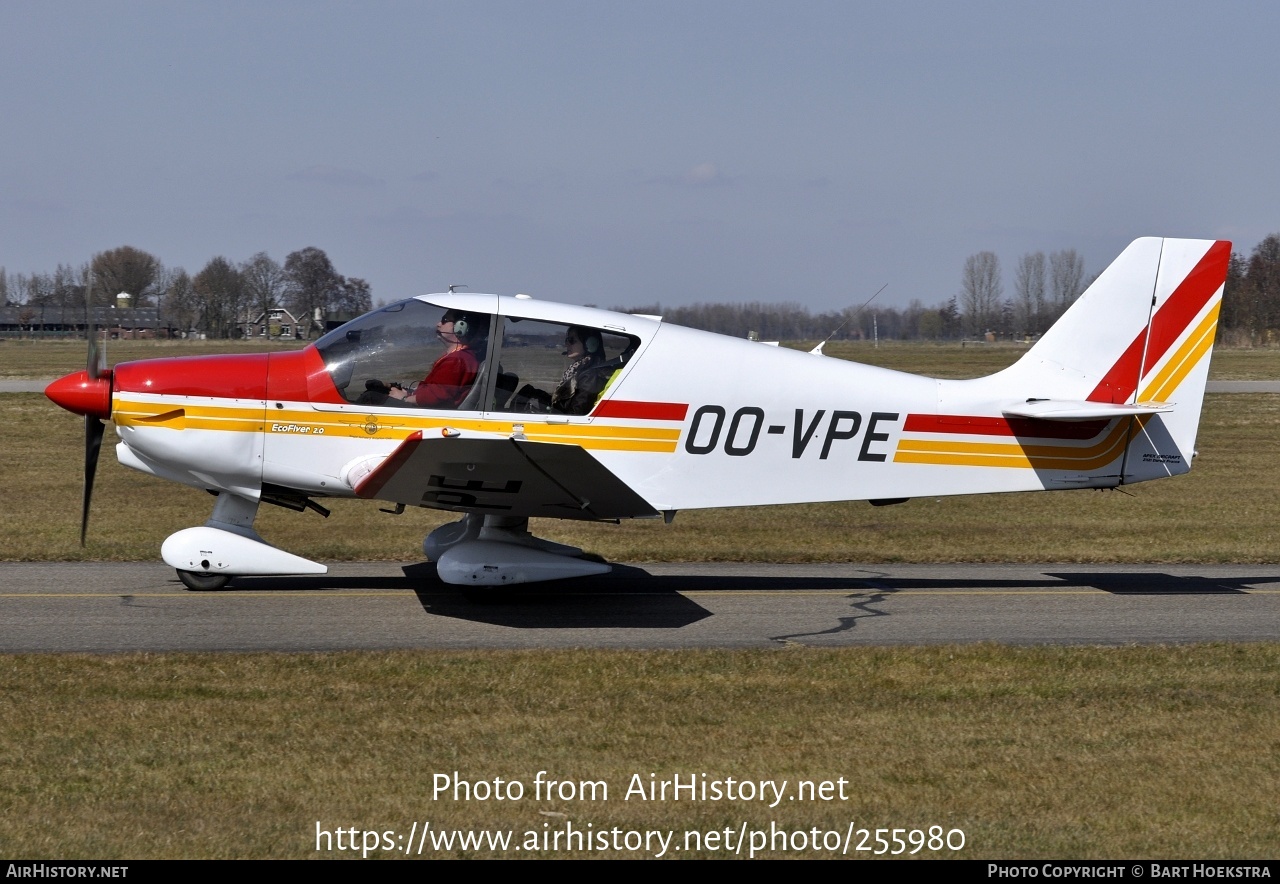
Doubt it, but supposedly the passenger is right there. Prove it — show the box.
[388,310,489,408]
[551,325,609,415]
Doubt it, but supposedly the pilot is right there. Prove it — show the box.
[551,325,610,415]
[388,310,489,408]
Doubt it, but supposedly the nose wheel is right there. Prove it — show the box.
[176,569,231,591]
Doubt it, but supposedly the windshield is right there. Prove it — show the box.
[316,300,489,407]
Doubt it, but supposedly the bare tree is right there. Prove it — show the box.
[336,277,373,316]
[1049,249,1085,316]
[193,256,245,338]
[1219,250,1253,342]
[241,252,287,334]
[284,247,343,335]
[52,264,82,321]
[160,268,199,337]
[1246,234,1280,339]
[960,251,1002,338]
[10,273,29,306]
[91,246,162,307]
[22,272,53,308]
[1013,251,1046,335]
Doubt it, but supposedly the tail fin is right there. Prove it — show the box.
[1000,237,1230,481]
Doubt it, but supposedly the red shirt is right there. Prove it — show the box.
[411,346,480,408]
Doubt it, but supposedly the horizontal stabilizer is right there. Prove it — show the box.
[1001,399,1173,421]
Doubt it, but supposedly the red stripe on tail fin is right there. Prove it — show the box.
[1088,240,1229,403]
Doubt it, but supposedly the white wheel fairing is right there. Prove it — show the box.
[161,526,327,577]
[176,570,231,591]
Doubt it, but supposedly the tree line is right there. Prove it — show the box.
[621,236,1280,343]
[616,249,1090,343]
[0,245,371,338]
[6,235,1279,343]
[1221,234,1280,345]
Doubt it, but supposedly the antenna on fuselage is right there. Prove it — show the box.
[448,284,468,294]
[809,283,888,356]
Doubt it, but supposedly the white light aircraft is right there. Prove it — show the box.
[46,237,1229,589]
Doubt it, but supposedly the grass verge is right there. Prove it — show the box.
[1,645,1277,859]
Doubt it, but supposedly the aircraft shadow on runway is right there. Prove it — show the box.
[224,563,715,629]
[222,565,1277,631]
[408,564,714,629]
[1041,572,1259,595]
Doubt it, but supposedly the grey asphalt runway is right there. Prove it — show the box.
[3,561,1277,652]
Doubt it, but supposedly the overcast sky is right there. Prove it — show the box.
[0,1,1273,313]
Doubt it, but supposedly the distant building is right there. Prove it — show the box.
[239,307,306,340]
[0,305,163,339]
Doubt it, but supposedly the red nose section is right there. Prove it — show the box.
[112,353,270,400]
[46,370,113,420]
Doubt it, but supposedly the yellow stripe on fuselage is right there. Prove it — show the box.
[111,397,681,453]
[894,418,1136,471]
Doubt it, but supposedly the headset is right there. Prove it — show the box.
[568,325,602,354]
[444,312,486,341]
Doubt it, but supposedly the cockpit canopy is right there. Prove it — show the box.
[316,298,640,416]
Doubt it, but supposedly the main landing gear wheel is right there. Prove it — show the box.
[176,569,231,591]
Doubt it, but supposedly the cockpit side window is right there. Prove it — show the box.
[492,318,638,416]
[316,300,493,410]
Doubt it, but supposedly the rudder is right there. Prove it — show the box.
[1000,237,1229,481]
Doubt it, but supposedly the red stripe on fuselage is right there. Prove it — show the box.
[1087,240,1229,403]
[592,400,689,421]
[903,414,1110,440]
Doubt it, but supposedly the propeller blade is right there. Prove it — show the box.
[87,325,107,379]
[79,279,107,545]
[85,271,105,380]
[82,415,104,546]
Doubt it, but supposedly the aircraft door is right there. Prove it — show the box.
[486,317,638,421]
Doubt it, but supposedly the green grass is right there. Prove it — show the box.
[2,645,1277,859]
[6,335,1280,379]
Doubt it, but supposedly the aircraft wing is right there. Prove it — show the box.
[353,432,660,521]
[1001,399,1174,421]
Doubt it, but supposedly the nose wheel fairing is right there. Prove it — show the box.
[161,492,327,589]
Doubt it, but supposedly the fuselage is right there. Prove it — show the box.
[79,285,1210,519]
